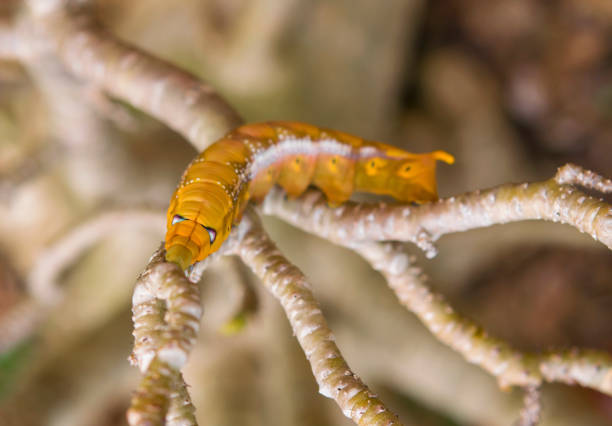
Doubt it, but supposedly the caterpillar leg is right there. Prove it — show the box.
[313,153,355,206]
[320,187,352,207]
[277,155,316,197]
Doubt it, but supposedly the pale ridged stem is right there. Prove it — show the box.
[166,372,198,426]
[555,163,612,193]
[515,386,541,426]
[127,357,174,426]
[129,247,201,425]
[261,168,612,397]
[538,349,612,394]
[262,175,612,251]
[24,3,243,151]
[233,210,402,426]
[345,240,612,395]
[351,240,540,388]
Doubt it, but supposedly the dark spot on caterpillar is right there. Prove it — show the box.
[295,158,300,164]
[331,158,337,164]
[404,166,411,172]
[370,161,376,167]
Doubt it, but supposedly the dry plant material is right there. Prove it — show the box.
[25,0,242,151]
[233,210,402,425]
[129,247,201,425]
[263,169,612,395]
[515,385,541,426]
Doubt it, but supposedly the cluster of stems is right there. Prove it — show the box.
[2,2,610,425]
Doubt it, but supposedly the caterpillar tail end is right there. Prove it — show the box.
[165,244,193,271]
[432,150,455,165]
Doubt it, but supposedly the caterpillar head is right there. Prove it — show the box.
[165,214,218,270]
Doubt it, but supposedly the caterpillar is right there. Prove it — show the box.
[165,121,454,270]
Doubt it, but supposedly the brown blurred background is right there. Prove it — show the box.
[1,0,612,425]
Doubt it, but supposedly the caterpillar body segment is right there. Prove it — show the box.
[165,121,454,270]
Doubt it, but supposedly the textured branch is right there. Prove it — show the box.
[354,240,612,394]
[262,175,612,252]
[166,373,197,426]
[555,163,612,193]
[128,363,197,426]
[128,246,201,425]
[128,357,174,426]
[515,386,541,426]
[261,168,612,396]
[352,240,540,388]
[232,209,402,426]
[25,3,243,151]
[539,349,612,394]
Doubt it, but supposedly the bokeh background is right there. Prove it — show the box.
[1,0,612,425]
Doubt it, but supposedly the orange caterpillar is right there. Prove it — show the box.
[165,121,454,270]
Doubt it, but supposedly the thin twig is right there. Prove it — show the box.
[539,349,612,394]
[232,209,402,426]
[128,246,201,425]
[351,240,540,388]
[262,176,612,252]
[25,3,243,151]
[261,169,612,396]
[166,372,198,426]
[515,386,541,426]
[555,163,612,193]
